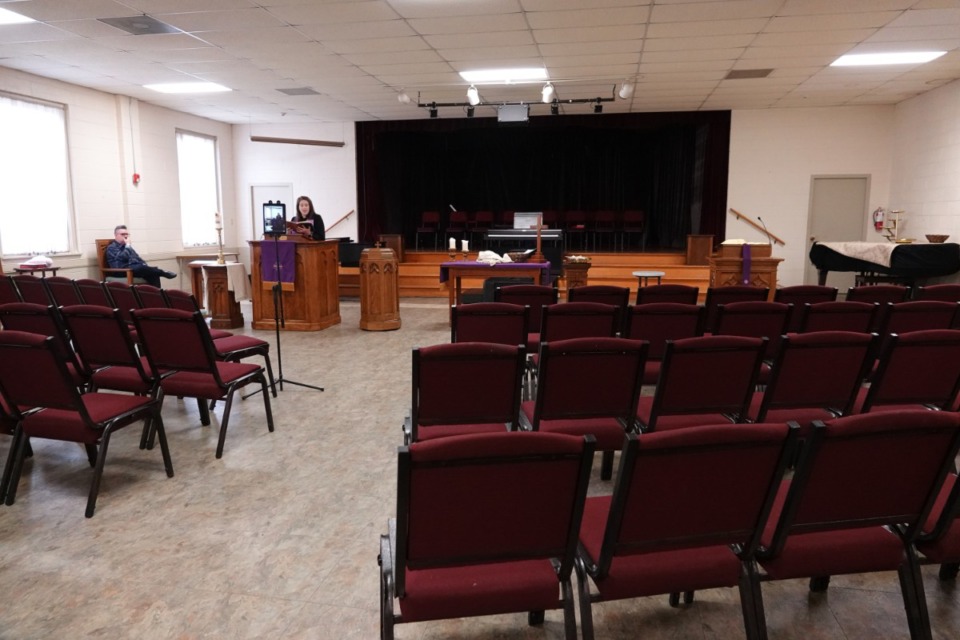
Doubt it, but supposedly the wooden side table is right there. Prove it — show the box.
[13,266,59,278]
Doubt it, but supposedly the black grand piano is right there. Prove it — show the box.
[810,241,960,286]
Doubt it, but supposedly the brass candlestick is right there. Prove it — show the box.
[216,227,226,264]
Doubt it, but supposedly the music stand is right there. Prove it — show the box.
[247,201,324,397]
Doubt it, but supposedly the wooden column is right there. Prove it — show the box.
[359,247,401,331]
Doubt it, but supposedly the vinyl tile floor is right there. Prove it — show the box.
[2,299,959,639]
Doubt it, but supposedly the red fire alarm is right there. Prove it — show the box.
[132,172,140,185]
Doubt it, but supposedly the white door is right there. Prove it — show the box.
[805,175,869,291]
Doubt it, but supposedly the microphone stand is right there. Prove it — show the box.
[245,231,324,399]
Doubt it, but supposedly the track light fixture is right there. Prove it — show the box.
[416,86,616,117]
[466,85,480,106]
[541,82,554,103]
[397,91,412,104]
[618,82,634,99]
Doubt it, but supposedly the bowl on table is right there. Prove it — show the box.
[926,234,950,243]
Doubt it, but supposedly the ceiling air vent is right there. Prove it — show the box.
[98,15,182,35]
[277,87,320,96]
[724,69,773,80]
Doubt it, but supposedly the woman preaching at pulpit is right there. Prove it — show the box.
[291,195,326,241]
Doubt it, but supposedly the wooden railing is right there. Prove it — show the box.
[325,209,355,234]
[729,208,786,246]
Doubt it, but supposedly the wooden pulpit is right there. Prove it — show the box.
[708,243,783,299]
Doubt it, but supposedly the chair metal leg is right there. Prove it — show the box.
[575,560,596,640]
[4,427,30,506]
[600,450,614,480]
[198,397,211,426]
[379,534,396,640]
[939,562,960,580]
[898,549,934,640]
[259,374,275,433]
[84,443,98,467]
[85,429,112,517]
[151,413,175,478]
[559,576,578,639]
[738,561,769,640]
[0,427,23,502]
[215,390,236,459]
[809,576,830,592]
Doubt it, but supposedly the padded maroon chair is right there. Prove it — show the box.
[702,285,769,334]
[0,302,90,387]
[539,302,620,343]
[42,276,84,307]
[798,300,877,333]
[380,431,595,640]
[750,410,960,640]
[878,300,960,336]
[132,283,169,309]
[450,302,528,346]
[162,288,276,396]
[712,300,791,363]
[622,303,705,385]
[914,283,960,303]
[916,470,960,582]
[131,308,274,458]
[634,283,698,306]
[621,209,646,250]
[846,284,910,331]
[773,285,838,332]
[74,278,113,307]
[445,209,468,245]
[566,285,629,332]
[163,288,233,339]
[520,337,647,480]
[405,342,526,444]
[494,284,559,353]
[10,274,50,305]
[415,210,440,250]
[575,422,797,640]
[104,280,141,325]
[854,329,960,413]
[637,335,766,432]
[0,275,20,304]
[0,330,173,517]
[746,331,877,436]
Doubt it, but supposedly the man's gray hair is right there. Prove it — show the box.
[114,224,128,233]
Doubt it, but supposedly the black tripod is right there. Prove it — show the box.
[245,231,324,398]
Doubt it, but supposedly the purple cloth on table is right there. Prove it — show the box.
[438,261,551,283]
[261,240,296,283]
[741,244,751,285]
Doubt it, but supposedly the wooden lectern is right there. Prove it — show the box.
[708,243,783,300]
[249,238,341,331]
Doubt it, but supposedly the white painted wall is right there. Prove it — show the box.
[0,66,235,278]
[890,78,960,251]
[232,122,358,270]
[727,106,895,287]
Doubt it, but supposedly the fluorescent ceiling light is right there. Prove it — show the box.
[831,51,946,67]
[0,7,34,25]
[459,68,548,84]
[144,82,232,94]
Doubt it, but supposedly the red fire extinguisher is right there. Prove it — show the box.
[872,207,885,232]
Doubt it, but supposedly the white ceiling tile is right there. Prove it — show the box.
[391,0,524,19]
[408,13,528,35]
[263,1,401,25]
[650,0,781,22]
[296,20,416,41]
[526,6,650,29]
[533,25,647,44]
[765,12,902,32]
[423,30,535,49]
[646,18,769,38]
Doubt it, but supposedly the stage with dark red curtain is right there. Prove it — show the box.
[354,110,730,251]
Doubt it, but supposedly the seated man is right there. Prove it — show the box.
[105,225,177,287]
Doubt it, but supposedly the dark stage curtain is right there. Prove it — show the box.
[355,111,730,250]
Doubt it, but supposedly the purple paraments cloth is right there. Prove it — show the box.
[261,240,296,284]
[742,244,752,285]
[438,261,552,283]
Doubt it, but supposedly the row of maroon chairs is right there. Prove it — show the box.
[0,303,276,517]
[0,275,276,396]
[382,411,960,639]
[407,330,960,484]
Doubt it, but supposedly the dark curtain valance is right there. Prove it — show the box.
[355,110,730,250]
